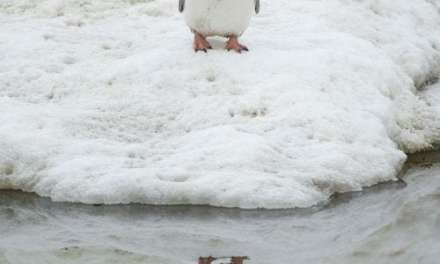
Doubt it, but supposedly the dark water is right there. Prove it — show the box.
[1,157,440,264]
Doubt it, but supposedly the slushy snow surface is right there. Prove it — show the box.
[1,0,440,208]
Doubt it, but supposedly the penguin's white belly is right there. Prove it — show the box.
[184,0,254,37]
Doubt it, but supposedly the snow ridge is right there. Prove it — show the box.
[1,0,440,208]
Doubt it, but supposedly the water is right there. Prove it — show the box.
[1,155,440,264]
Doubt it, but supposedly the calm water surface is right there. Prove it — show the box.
[1,162,439,264]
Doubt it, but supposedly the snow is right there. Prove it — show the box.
[1,0,440,208]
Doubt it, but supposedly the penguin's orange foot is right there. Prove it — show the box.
[226,36,249,53]
[194,33,212,53]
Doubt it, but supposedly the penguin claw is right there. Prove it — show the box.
[226,36,249,53]
[226,45,249,53]
[193,33,211,53]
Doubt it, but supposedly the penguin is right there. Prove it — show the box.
[179,0,260,53]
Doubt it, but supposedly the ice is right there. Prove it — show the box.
[1,0,440,208]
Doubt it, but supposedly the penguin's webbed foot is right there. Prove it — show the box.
[226,36,249,53]
[194,33,212,53]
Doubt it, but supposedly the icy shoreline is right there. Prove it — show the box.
[1,0,440,208]
[1,162,440,264]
